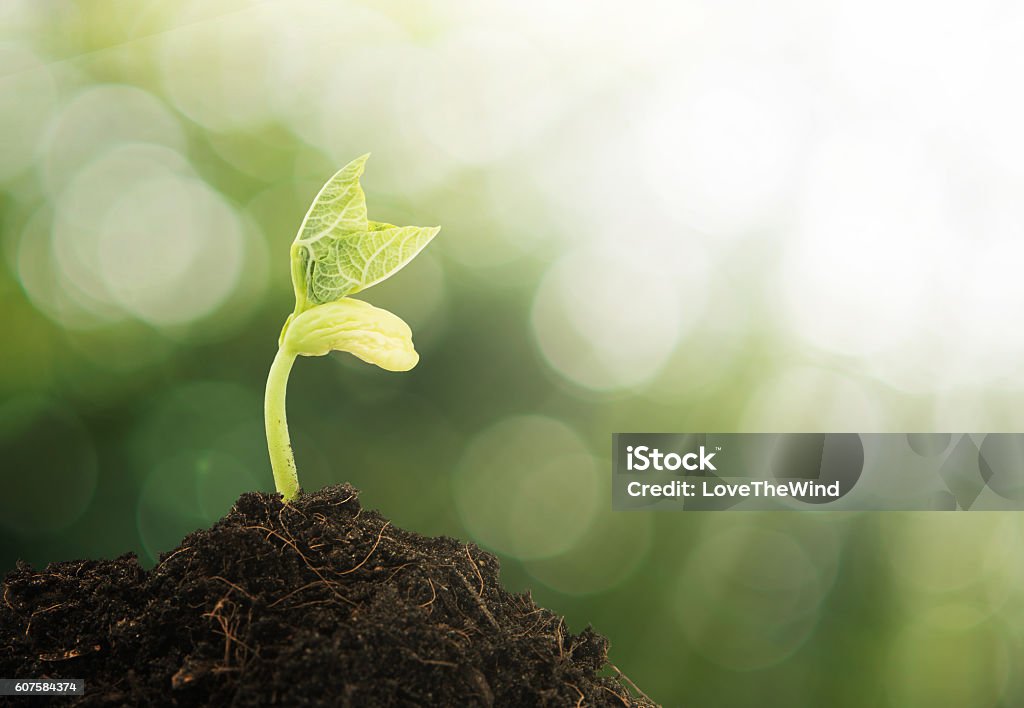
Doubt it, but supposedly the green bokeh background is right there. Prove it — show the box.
[3,3,1024,706]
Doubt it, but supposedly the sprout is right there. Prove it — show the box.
[265,155,439,500]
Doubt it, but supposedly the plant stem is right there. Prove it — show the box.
[265,346,299,500]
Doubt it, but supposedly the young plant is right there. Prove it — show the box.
[265,154,439,500]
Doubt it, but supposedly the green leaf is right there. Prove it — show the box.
[289,155,440,312]
[282,297,419,372]
[304,225,440,305]
[294,154,370,246]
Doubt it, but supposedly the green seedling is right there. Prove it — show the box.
[265,154,439,500]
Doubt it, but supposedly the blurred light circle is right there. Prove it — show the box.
[524,506,652,595]
[273,5,404,142]
[452,415,599,560]
[158,2,284,131]
[130,381,265,528]
[672,524,828,671]
[400,29,561,165]
[131,381,261,462]
[16,207,123,330]
[638,62,807,237]
[739,366,884,432]
[885,607,1010,708]
[0,397,97,534]
[195,450,262,522]
[306,53,393,153]
[643,288,747,400]
[40,84,185,197]
[0,44,58,183]
[97,175,245,325]
[778,132,962,391]
[907,433,952,458]
[64,324,175,376]
[137,449,257,563]
[49,144,191,324]
[49,144,245,327]
[438,176,551,271]
[530,243,705,391]
[300,43,458,195]
[216,420,280,487]
[885,515,1004,596]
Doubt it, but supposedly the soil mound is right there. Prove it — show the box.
[1,485,653,706]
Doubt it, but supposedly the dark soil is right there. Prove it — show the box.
[0,485,654,707]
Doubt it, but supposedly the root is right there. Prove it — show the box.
[453,572,498,630]
[25,602,65,637]
[157,546,193,568]
[209,576,256,601]
[509,615,548,640]
[568,682,585,708]
[268,580,339,608]
[338,521,390,575]
[385,562,416,583]
[599,685,631,707]
[408,651,457,668]
[202,597,255,667]
[609,663,655,706]
[245,524,355,607]
[555,618,565,661]
[465,546,485,596]
[38,644,101,662]
[417,578,437,610]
